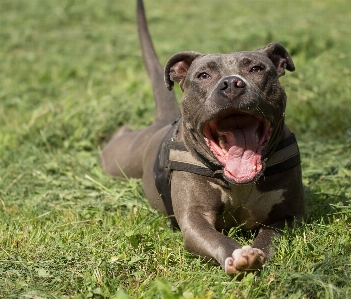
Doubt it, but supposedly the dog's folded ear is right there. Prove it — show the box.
[165,51,202,91]
[258,42,295,77]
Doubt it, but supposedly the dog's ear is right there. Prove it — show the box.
[165,51,202,91]
[258,42,295,77]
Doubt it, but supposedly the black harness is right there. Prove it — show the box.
[153,119,301,228]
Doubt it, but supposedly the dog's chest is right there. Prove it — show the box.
[210,181,286,230]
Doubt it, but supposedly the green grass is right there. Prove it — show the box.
[1,0,351,297]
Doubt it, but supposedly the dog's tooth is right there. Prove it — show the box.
[219,135,228,154]
[253,165,257,170]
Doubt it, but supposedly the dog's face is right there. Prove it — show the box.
[165,43,295,184]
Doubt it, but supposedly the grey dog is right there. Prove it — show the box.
[101,0,305,275]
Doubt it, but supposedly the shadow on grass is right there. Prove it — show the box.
[305,187,351,223]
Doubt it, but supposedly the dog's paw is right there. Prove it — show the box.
[224,246,266,275]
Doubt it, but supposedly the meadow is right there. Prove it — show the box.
[1,0,351,298]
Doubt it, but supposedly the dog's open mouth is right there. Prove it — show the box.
[203,111,272,184]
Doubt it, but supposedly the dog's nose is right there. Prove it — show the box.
[218,76,246,100]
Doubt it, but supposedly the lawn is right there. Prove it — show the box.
[1,0,351,298]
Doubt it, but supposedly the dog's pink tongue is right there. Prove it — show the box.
[217,116,260,183]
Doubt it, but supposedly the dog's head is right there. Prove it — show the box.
[165,43,295,184]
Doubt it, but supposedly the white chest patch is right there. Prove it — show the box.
[209,181,286,229]
[243,187,285,217]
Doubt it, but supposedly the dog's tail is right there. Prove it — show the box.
[137,0,181,122]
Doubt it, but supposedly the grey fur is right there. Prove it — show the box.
[101,0,305,275]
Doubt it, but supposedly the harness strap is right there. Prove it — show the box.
[168,132,300,178]
[264,133,301,175]
[153,120,181,228]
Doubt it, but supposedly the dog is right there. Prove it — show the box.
[101,0,305,275]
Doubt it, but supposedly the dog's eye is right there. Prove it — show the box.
[250,66,264,73]
[197,72,211,80]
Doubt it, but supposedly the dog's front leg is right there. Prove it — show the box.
[181,212,266,275]
[171,171,265,275]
